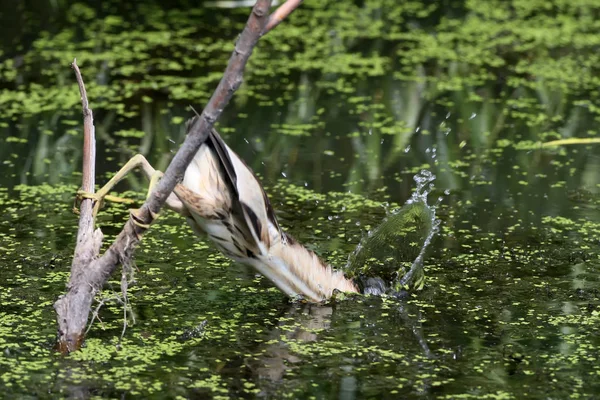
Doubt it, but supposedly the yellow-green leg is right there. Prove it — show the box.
[78,154,186,219]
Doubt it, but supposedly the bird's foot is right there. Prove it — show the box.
[74,189,136,217]
[129,208,161,240]
[77,189,136,204]
[129,208,151,229]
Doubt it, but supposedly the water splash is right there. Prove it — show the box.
[345,170,442,296]
[400,170,441,289]
[408,169,436,204]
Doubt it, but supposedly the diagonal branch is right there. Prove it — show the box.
[263,0,303,34]
[55,0,303,354]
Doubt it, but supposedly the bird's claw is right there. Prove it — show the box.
[130,210,151,229]
[73,189,101,214]
[129,208,160,230]
[76,189,99,202]
[74,189,138,218]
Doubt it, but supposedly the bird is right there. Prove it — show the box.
[82,117,359,302]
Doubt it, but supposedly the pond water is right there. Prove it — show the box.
[1,0,600,398]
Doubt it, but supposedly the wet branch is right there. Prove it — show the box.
[54,0,302,353]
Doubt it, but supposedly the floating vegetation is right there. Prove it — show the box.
[1,0,600,398]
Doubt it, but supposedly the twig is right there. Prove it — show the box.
[263,0,303,34]
[55,0,303,353]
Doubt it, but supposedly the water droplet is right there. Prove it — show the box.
[347,168,442,293]
[281,172,287,178]
[404,145,411,153]
[408,170,436,204]
[469,113,477,120]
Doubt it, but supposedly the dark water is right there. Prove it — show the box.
[1,0,600,398]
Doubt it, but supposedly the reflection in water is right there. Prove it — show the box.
[247,299,434,397]
[253,305,333,383]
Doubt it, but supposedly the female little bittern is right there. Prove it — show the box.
[84,117,358,302]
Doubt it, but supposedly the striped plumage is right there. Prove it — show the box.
[172,122,358,302]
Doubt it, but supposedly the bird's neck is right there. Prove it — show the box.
[264,233,359,302]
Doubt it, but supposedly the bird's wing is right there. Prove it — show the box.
[207,129,238,199]
[206,128,282,251]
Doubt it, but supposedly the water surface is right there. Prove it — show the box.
[1,0,600,398]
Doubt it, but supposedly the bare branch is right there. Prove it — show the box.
[263,0,303,34]
[71,59,95,203]
[54,59,104,354]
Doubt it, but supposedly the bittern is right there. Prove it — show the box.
[83,117,359,302]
